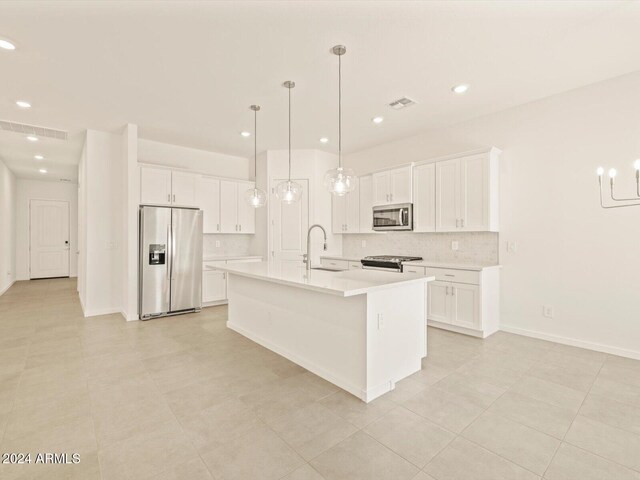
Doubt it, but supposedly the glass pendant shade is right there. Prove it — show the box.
[275,180,303,204]
[324,166,357,196]
[245,187,267,208]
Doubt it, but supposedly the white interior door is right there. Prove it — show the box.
[270,179,309,262]
[30,200,70,279]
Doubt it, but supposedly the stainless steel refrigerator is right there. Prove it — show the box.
[139,206,203,319]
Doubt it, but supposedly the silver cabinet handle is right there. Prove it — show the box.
[451,287,455,296]
[217,223,220,231]
[173,194,176,203]
[390,193,393,202]
[455,219,460,228]
[167,193,170,202]
[445,286,449,295]
[461,219,464,228]
[239,224,242,232]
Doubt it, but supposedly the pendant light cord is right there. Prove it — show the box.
[288,86,292,182]
[338,52,342,169]
[254,108,257,180]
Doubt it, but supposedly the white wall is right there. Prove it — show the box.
[78,129,124,316]
[138,138,250,180]
[346,71,640,359]
[0,158,16,295]
[15,179,79,280]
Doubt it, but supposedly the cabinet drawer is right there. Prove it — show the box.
[227,258,262,264]
[203,260,227,269]
[403,265,426,275]
[349,261,363,270]
[320,258,349,270]
[424,267,479,285]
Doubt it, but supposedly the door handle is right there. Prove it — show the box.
[166,224,171,279]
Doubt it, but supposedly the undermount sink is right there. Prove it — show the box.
[310,266,346,272]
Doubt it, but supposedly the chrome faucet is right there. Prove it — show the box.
[303,224,328,271]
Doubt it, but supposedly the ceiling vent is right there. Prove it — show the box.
[388,97,417,110]
[0,120,68,140]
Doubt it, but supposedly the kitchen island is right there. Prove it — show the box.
[214,261,434,402]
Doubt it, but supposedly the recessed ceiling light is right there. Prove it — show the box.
[34,154,44,160]
[452,84,469,94]
[16,100,31,108]
[319,137,329,144]
[372,116,384,124]
[0,38,16,51]
[26,135,38,142]
[240,131,251,137]
[39,168,47,174]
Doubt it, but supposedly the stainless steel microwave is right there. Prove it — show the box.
[372,203,413,231]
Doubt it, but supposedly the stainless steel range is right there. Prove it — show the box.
[361,255,423,272]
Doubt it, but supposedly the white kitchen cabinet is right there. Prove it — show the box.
[372,165,412,206]
[435,148,500,232]
[219,180,238,233]
[236,181,256,234]
[407,263,500,338]
[331,180,359,234]
[202,270,227,304]
[140,166,172,205]
[220,180,255,234]
[171,171,200,207]
[140,166,200,208]
[412,163,436,232]
[358,175,374,233]
[199,177,221,234]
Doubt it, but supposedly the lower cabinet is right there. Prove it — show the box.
[409,264,500,338]
[203,270,227,304]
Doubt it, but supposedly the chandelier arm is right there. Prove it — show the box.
[600,179,640,208]
[609,179,640,201]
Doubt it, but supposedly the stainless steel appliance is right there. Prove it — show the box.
[139,206,203,319]
[372,203,413,231]
[361,255,423,272]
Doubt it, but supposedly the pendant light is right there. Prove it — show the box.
[324,45,356,196]
[245,105,267,208]
[275,81,303,204]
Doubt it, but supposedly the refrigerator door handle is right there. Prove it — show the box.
[166,224,171,279]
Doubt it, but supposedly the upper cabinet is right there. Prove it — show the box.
[332,177,359,234]
[358,175,374,233]
[199,177,221,233]
[220,180,255,234]
[434,148,500,232]
[412,163,436,232]
[140,166,200,208]
[372,165,412,206]
[140,165,256,235]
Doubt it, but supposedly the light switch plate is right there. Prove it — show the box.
[507,241,517,253]
[361,240,367,248]
[215,240,221,248]
[451,241,459,251]
[542,305,554,319]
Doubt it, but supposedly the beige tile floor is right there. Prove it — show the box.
[1,278,640,479]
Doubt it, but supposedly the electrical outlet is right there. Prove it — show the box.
[361,240,367,248]
[215,240,221,248]
[507,241,517,253]
[451,241,459,251]
[542,305,554,319]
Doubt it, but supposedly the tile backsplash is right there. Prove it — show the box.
[203,234,253,257]
[342,232,499,265]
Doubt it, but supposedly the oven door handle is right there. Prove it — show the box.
[362,265,401,272]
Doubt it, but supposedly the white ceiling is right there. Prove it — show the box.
[1,0,640,181]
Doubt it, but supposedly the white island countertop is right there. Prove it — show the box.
[214,261,434,297]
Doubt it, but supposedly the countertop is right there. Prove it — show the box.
[213,261,434,297]
[203,255,263,262]
[320,255,499,271]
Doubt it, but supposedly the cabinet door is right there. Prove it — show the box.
[389,165,412,204]
[202,270,227,303]
[140,167,172,205]
[171,171,200,207]
[199,177,221,234]
[219,180,238,233]
[345,180,360,233]
[332,195,346,234]
[413,163,435,232]
[427,281,451,324]
[372,172,390,206]
[236,182,256,234]
[358,175,374,233]
[435,158,460,232]
[459,154,489,231]
[450,283,479,330]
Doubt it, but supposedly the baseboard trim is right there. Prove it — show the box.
[83,307,121,318]
[122,311,139,322]
[0,280,15,297]
[500,324,640,361]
